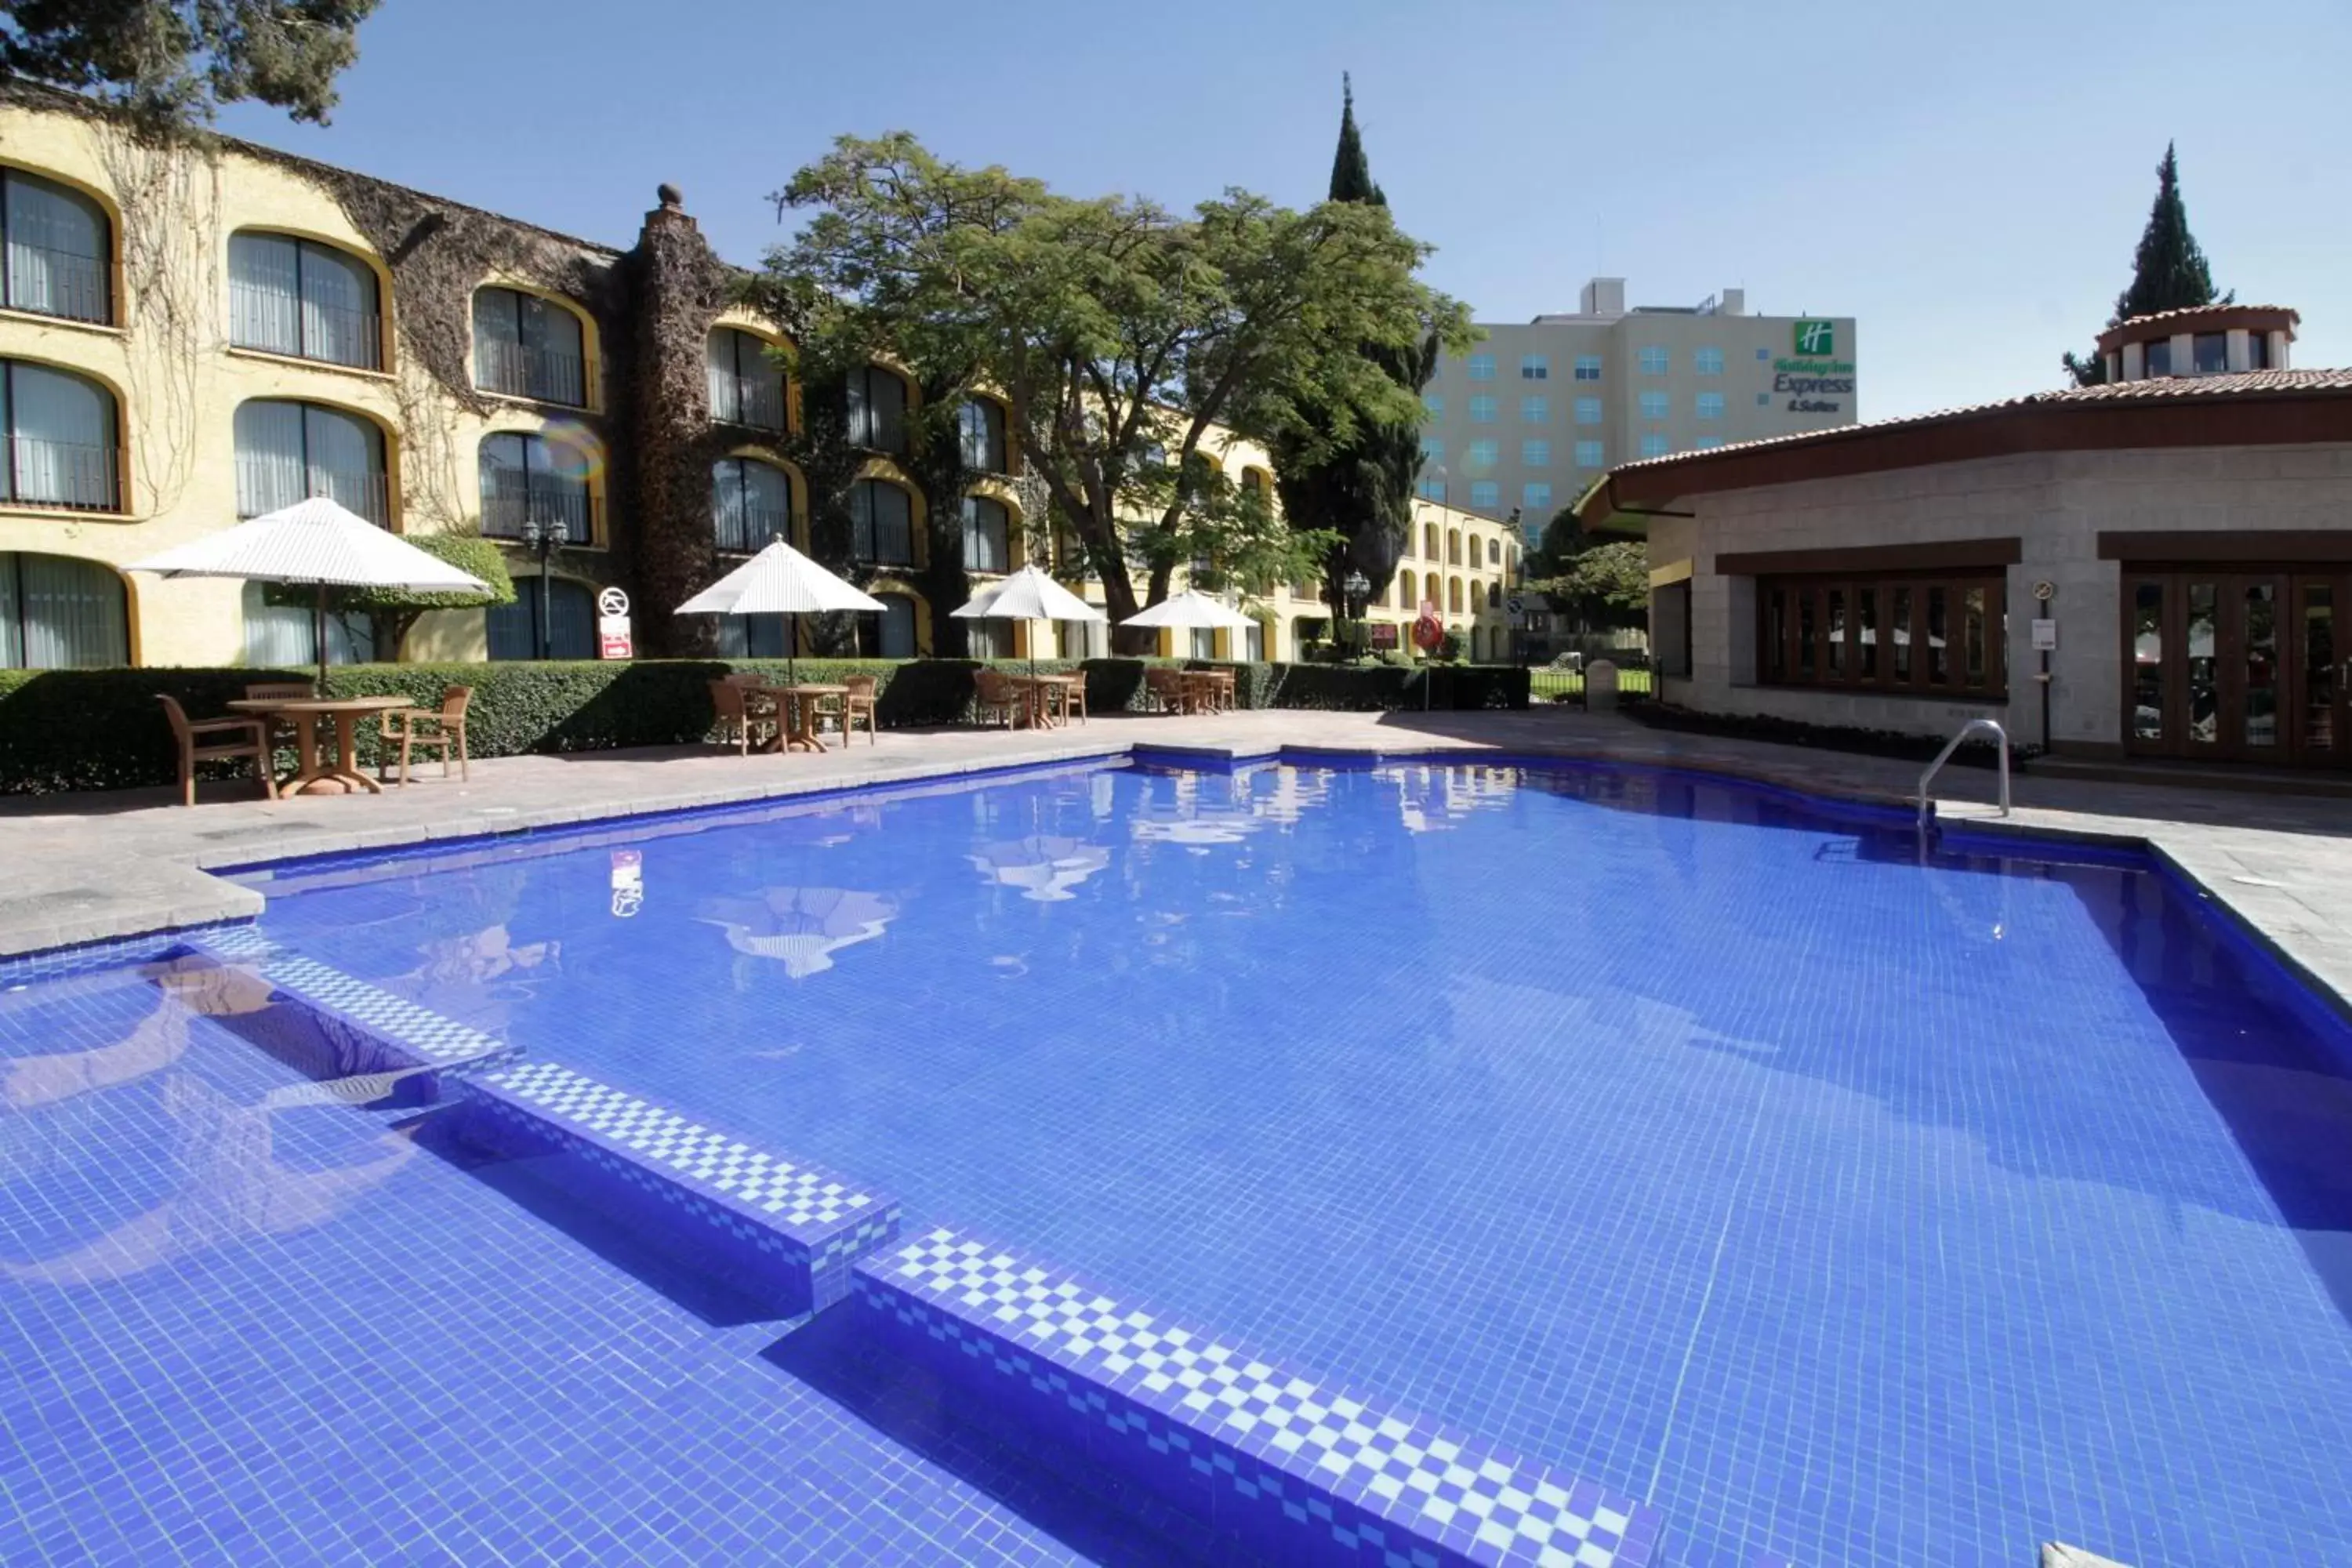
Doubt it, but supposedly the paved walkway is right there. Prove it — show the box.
[2,708,2346,1011]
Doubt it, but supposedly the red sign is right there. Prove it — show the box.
[599,632,633,660]
[1369,622,1399,651]
[1413,603,1446,652]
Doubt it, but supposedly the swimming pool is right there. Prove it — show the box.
[11,754,2352,1566]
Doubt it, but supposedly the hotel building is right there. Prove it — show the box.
[0,83,1517,673]
[1421,278,1859,544]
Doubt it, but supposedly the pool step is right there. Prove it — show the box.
[180,927,514,1074]
[456,1060,902,1316]
[855,1226,1663,1568]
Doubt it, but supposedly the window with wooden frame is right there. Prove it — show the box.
[1756,571,2007,699]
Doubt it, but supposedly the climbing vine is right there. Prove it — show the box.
[87,112,221,515]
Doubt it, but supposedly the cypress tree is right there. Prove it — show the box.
[1328,74,1385,207]
[1274,76,1439,626]
[2063,143,2230,386]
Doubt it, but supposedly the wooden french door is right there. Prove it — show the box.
[2125,568,2352,768]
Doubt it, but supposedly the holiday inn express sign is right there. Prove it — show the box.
[1776,321,1853,413]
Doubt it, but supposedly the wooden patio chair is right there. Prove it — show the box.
[708,679,778,755]
[157,695,275,808]
[378,685,472,785]
[243,681,312,755]
[1054,673,1087,726]
[1143,666,1189,715]
[972,669,1022,728]
[840,674,879,746]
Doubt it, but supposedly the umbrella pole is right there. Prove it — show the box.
[313,582,328,696]
[787,613,797,688]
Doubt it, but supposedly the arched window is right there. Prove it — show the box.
[481,431,592,542]
[1487,582,1501,609]
[1241,467,1272,504]
[1447,529,1462,564]
[1399,568,1417,608]
[845,365,907,453]
[712,457,792,553]
[1470,627,1483,662]
[229,232,381,369]
[2,168,110,323]
[1,360,119,511]
[957,398,1006,472]
[488,576,594,660]
[1423,521,1439,559]
[243,580,372,667]
[1448,576,1464,613]
[473,286,586,406]
[855,593,917,658]
[1488,538,1501,564]
[850,478,913,565]
[0,552,127,667]
[708,328,786,430]
[234,399,387,524]
[961,494,1011,574]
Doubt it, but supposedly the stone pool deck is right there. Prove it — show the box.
[2,707,2346,1013]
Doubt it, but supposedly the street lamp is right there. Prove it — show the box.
[1342,568,1370,663]
[519,514,570,660]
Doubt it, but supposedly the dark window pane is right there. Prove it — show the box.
[2304,585,2336,753]
[2186,582,2217,743]
[2132,583,2165,741]
[1858,586,1878,678]
[2245,581,2278,747]
[2193,332,2228,374]
[1893,588,1912,681]
[1927,588,1949,683]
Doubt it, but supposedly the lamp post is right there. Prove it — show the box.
[519,514,570,660]
[1343,568,1370,661]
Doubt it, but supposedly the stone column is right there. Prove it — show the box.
[626,183,729,656]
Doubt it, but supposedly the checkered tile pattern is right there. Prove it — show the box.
[481,1060,881,1235]
[180,933,507,1069]
[863,1228,1661,1567]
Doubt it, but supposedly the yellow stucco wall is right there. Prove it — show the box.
[0,99,634,666]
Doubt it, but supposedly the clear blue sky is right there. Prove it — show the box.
[219,0,2352,423]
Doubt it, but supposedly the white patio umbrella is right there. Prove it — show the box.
[674,538,884,685]
[128,495,492,692]
[950,565,1103,675]
[1117,589,1258,632]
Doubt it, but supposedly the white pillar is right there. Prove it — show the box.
[2169,333,2194,376]
[2226,328,2251,372]
[2121,342,2144,379]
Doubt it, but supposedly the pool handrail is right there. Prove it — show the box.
[1918,717,2011,829]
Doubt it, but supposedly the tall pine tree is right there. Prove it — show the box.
[2063,143,2231,386]
[1272,76,1445,623]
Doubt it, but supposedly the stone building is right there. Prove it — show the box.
[0,83,1515,671]
[1575,303,2352,771]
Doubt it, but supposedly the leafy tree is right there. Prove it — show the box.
[760,132,1463,653]
[264,529,513,660]
[1527,506,1644,633]
[2062,143,2231,387]
[1123,452,1338,597]
[0,0,379,124]
[1270,77,1471,629]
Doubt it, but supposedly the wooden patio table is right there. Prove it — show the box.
[225,695,411,796]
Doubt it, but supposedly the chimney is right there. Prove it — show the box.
[1578,278,1626,318]
[1719,288,1745,317]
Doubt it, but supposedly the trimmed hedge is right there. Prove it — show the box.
[0,657,1529,794]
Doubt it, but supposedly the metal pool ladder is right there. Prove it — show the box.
[1917,717,2011,829]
